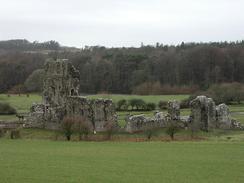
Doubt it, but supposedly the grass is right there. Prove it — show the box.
[0,94,42,121]
[0,114,17,121]
[232,114,244,124]
[0,94,243,182]
[2,127,244,141]
[0,139,244,183]
[0,94,42,113]
[228,103,244,112]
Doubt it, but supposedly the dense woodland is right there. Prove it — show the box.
[0,39,244,94]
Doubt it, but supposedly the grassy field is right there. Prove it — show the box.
[0,94,42,113]
[0,94,244,182]
[0,139,244,183]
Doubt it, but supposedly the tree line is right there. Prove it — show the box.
[0,39,244,94]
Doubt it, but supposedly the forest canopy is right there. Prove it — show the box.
[0,39,244,94]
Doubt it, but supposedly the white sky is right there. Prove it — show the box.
[0,0,243,47]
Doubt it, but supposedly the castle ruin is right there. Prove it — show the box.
[28,59,117,131]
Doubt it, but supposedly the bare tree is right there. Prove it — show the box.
[62,116,75,141]
[104,120,117,140]
[74,116,91,141]
[166,120,179,140]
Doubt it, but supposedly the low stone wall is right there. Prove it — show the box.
[125,113,167,133]
[27,97,118,132]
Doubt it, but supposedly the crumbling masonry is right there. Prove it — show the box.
[28,59,117,131]
[125,96,242,133]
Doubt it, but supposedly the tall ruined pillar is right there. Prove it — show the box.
[190,96,216,131]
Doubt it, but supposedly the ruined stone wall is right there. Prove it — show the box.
[125,113,167,133]
[66,97,117,132]
[125,101,186,133]
[125,95,242,133]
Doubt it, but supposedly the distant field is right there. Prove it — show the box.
[88,94,189,104]
[0,139,243,183]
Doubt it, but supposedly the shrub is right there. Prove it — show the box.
[205,83,244,105]
[132,81,199,95]
[0,103,16,115]
[116,99,128,111]
[143,128,155,140]
[128,99,146,111]
[180,99,189,109]
[104,120,117,140]
[0,129,4,138]
[146,102,156,111]
[10,129,20,139]
[166,121,178,140]
[62,116,75,141]
[8,84,26,95]
[74,116,91,140]
[158,100,168,110]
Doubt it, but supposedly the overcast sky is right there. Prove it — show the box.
[0,0,243,47]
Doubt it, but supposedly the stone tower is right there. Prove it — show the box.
[43,59,80,107]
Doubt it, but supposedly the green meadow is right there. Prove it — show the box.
[0,139,243,183]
